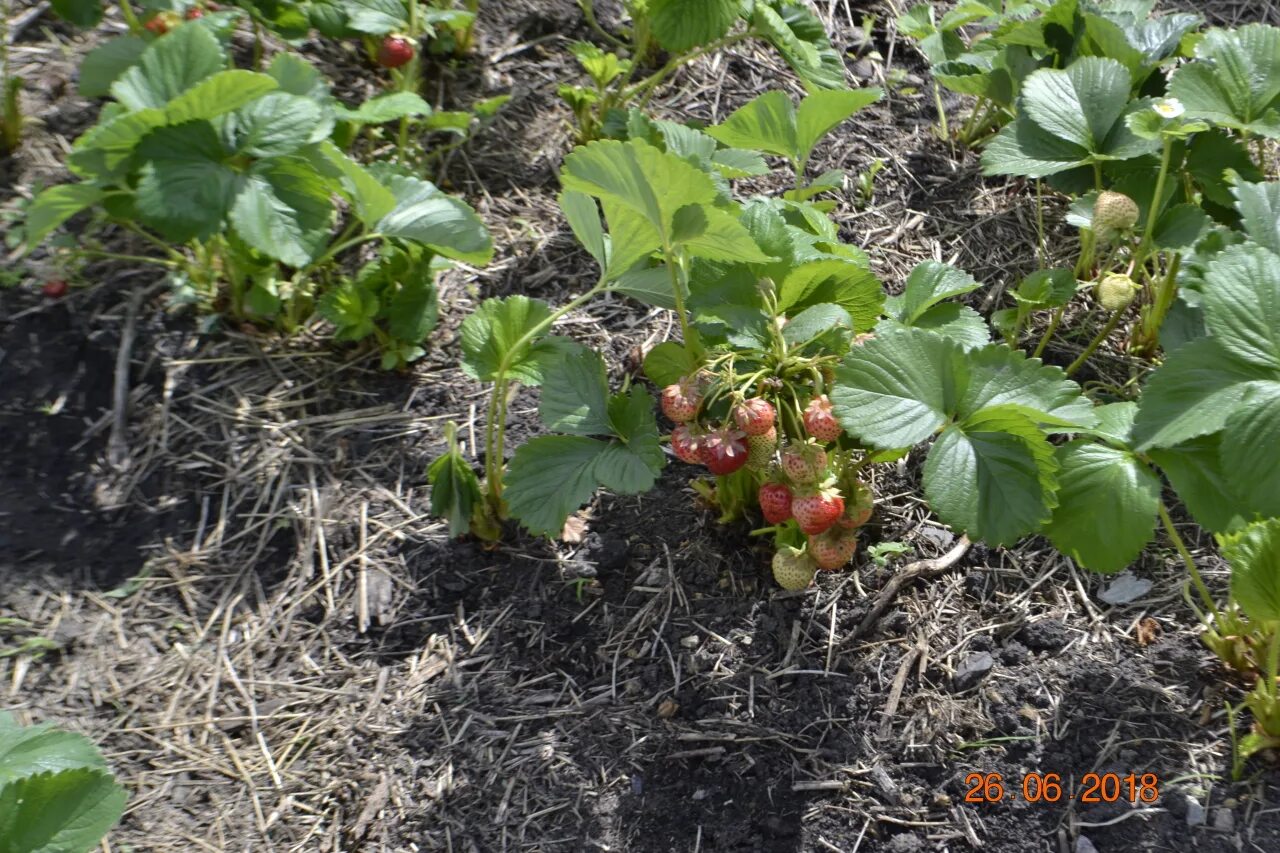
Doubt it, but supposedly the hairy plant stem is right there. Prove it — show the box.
[1134,251,1181,354]
[1032,306,1065,359]
[1158,501,1216,616]
[1065,307,1123,376]
[578,0,627,49]
[118,0,144,34]
[661,243,700,360]
[931,82,949,142]
[1136,137,1173,268]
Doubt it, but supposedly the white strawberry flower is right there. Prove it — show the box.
[1154,98,1185,119]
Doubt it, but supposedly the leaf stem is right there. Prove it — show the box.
[625,30,755,106]
[1032,306,1065,359]
[1136,136,1173,268]
[1065,307,1124,376]
[1134,250,1181,355]
[1158,501,1217,616]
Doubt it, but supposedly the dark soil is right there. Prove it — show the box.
[2,1,1280,852]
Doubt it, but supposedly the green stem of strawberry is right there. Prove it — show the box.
[1157,501,1217,617]
[749,525,784,537]
[1133,250,1182,356]
[1065,306,1124,376]
[1032,305,1064,360]
[118,0,145,35]
[1135,136,1173,271]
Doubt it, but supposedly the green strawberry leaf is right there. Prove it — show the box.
[560,191,608,269]
[777,259,883,331]
[1021,56,1132,152]
[340,0,408,34]
[165,71,278,125]
[880,303,991,350]
[1169,24,1280,138]
[753,2,846,90]
[1012,268,1078,308]
[781,303,853,347]
[538,346,613,436]
[79,36,148,99]
[385,258,439,345]
[1221,518,1280,623]
[958,345,1098,429]
[1043,441,1161,573]
[110,24,225,111]
[1200,244,1280,369]
[134,121,240,242]
[1220,381,1280,517]
[334,92,432,125]
[50,0,103,27]
[315,142,396,225]
[831,327,960,448]
[0,768,126,853]
[318,280,379,341]
[922,404,1059,547]
[1131,338,1272,450]
[459,296,567,386]
[647,0,738,53]
[1149,436,1250,534]
[642,342,699,388]
[795,88,883,166]
[0,715,108,785]
[427,425,481,539]
[24,185,105,249]
[885,261,983,325]
[377,176,493,265]
[229,159,334,267]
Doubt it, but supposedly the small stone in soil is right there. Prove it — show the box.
[1017,618,1070,651]
[952,652,995,692]
[1213,807,1234,832]
[1076,836,1100,853]
[1185,796,1206,827]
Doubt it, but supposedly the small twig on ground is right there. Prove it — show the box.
[108,285,147,468]
[851,536,972,642]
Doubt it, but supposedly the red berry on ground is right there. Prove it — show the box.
[660,376,701,424]
[670,425,703,465]
[758,482,793,525]
[699,425,749,476]
[42,280,68,298]
[803,394,842,443]
[733,397,775,436]
[792,487,845,535]
[377,35,416,69]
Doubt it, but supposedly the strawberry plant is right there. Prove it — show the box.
[899,0,1201,146]
[560,0,850,141]
[0,712,127,853]
[24,25,491,369]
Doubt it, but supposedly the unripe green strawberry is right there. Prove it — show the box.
[1097,273,1138,311]
[772,546,817,590]
[780,441,827,486]
[1094,191,1139,234]
[746,426,777,471]
[808,527,858,571]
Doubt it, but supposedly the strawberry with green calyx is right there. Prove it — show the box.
[1097,272,1138,311]
[1093,191,1139,236]
[780,440,828,486]
[808,527,858,571]
[746,426,777,471]
[377,34,416,69]
[772,546,817,590]
[758,481,793,524]
[670,424,703,464]
[837,477,874,528]
[792,484,844,535]
[661,375,702,424]
[802,394,841,443]
[699,425,749,475]
[733,397,776,436]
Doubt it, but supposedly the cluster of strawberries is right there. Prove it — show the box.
[660,376,874,590]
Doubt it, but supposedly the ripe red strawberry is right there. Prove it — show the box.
[792,487,845,535]
[671,425,702,464]
[185,6,204,19]
[803,394,841,443]
[780,442,827,486]
[758,482,792,524]
[660,376,701,424]
[144,12,180,34]
[699,426,749,476]
[41,280,68,298]
[733,397,775,436]
[808,527,857,571]
[377,35,416,69]
[772,546,816,590]
[746,426,777,471]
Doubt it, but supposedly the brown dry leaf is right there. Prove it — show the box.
[561,514,588,544]
[1135,617,1162,646]
[657,698,679,719]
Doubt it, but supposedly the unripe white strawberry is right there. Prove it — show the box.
[1094,191,1139,235]
[772,546,817,590]
[1097,273,1138,312]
